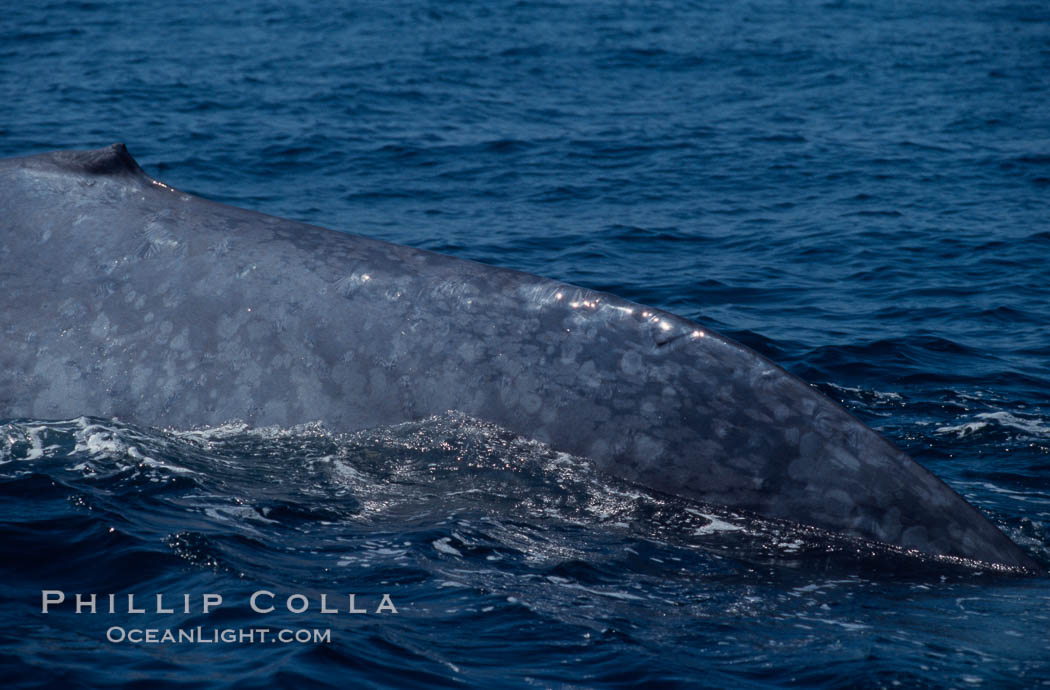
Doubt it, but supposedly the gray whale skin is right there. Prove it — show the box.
[0,144,1038,572]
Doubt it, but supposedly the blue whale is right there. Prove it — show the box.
[0,144,1037,571]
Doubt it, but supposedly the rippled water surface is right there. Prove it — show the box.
[3,0,1050,687]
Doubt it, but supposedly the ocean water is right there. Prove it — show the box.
[2,0,1050,687]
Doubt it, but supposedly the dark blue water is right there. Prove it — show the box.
[3,0,1050,686]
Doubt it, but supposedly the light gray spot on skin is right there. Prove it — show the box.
[170,327,190,353]
[619,351,642,377]
[90,313,110,339]
[902,526,930,550]
[209,237,231,256]
[0,144,1037,571]
[138,221,180,259]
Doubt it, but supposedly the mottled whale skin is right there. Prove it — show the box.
[0,144,1038,571]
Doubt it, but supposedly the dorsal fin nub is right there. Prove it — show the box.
[51,143,149,178]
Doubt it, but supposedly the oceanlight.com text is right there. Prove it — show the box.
[106,626,331,644]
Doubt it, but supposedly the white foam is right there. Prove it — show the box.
[171,420,330,443]
[74,430,127,456]
[171,422,251,442]
[432,537,463,557]
[936,420,989,436]
[21,425,48,460]
[128,445,196,475]
[204,505,270,528]
[827,383,903,402]
[937,411,1050,438]
[686,508,745,535]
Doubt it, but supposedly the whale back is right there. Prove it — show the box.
[0,144,1037,570]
